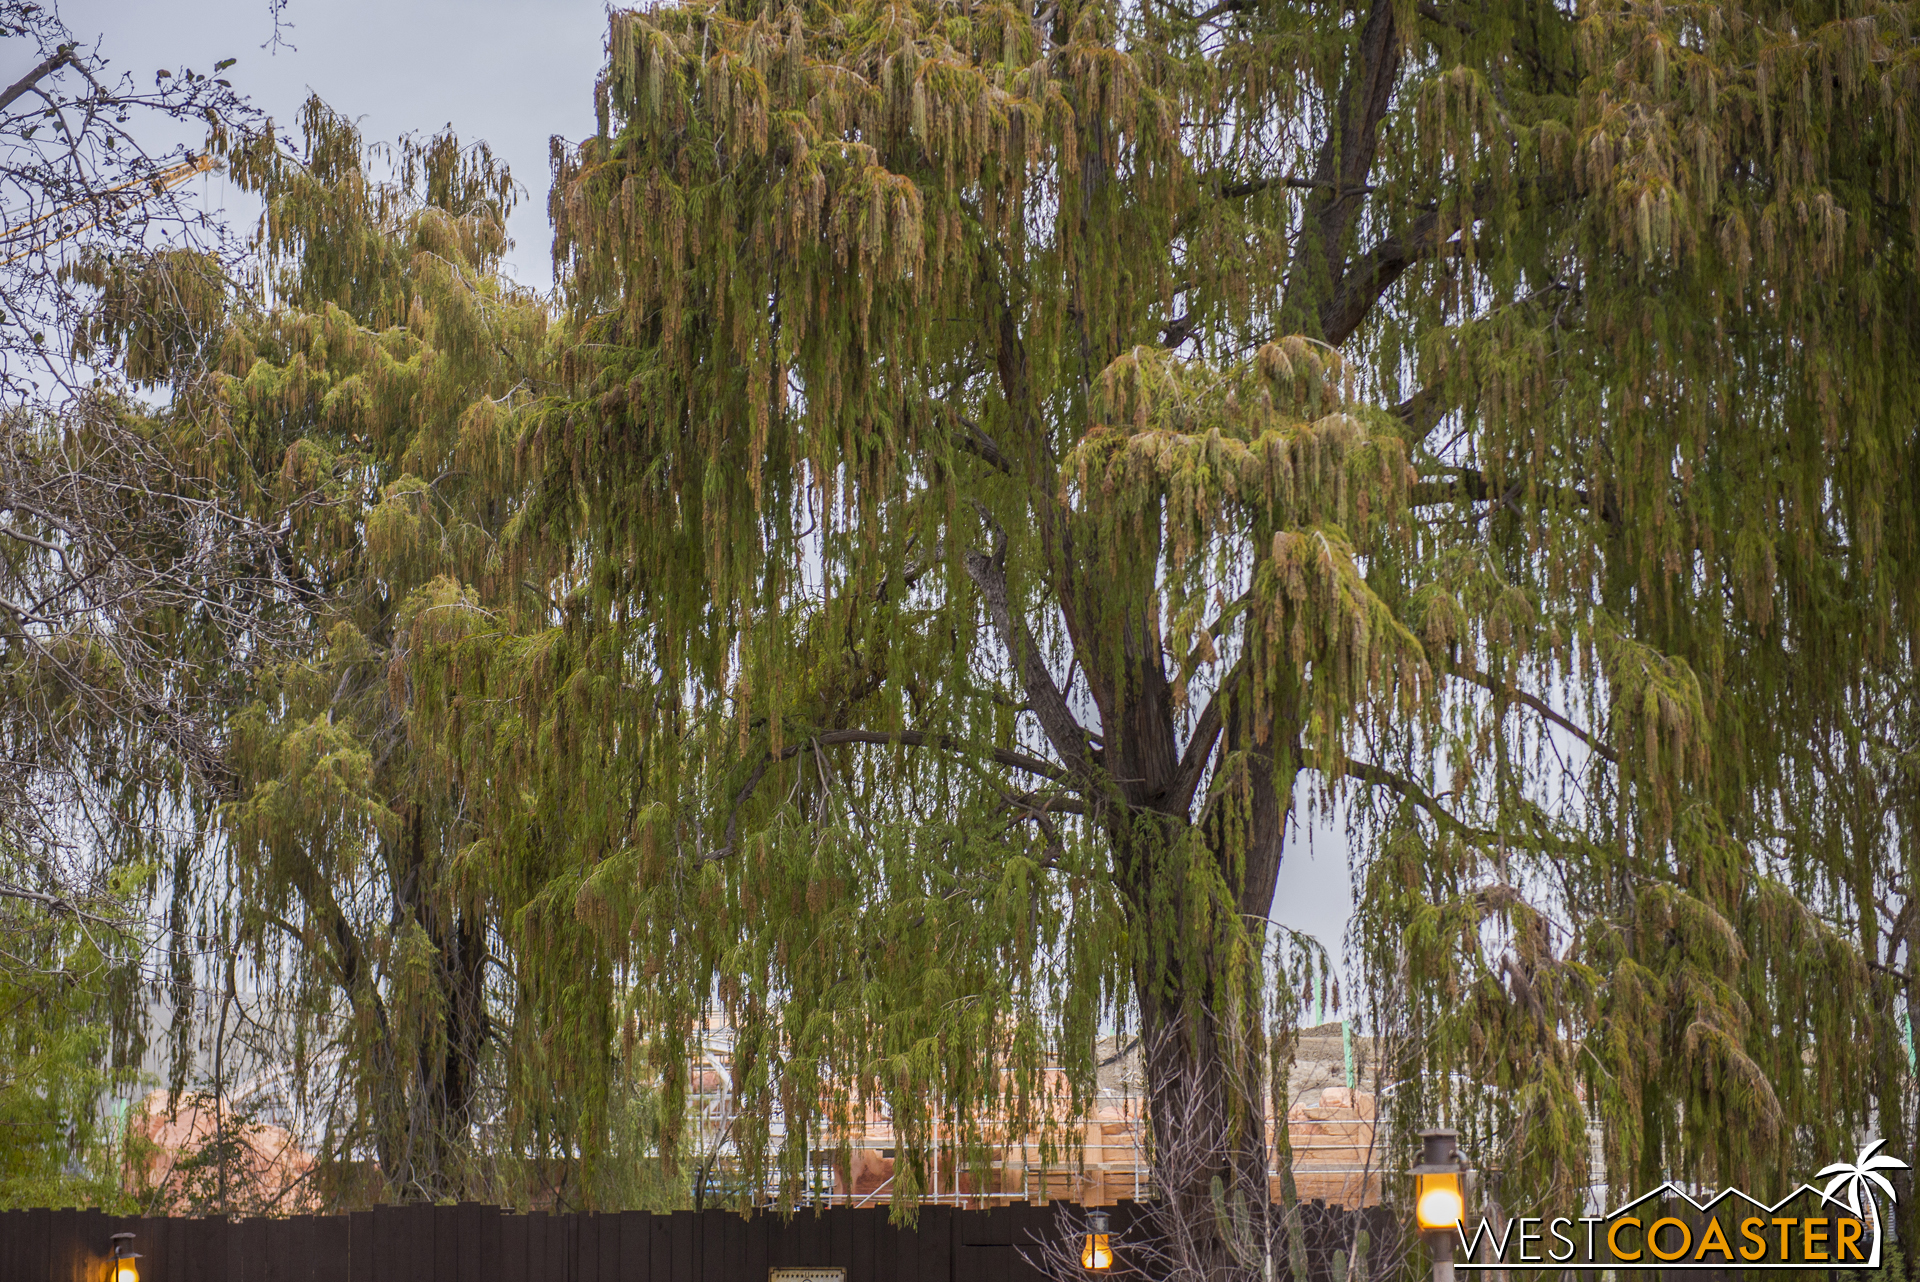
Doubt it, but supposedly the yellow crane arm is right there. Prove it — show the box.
[1,152,217,267]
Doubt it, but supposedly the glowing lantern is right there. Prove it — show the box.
[1081,1210,1113,1270]
[109,1233,139,1282]
[1410,1129,1469,1232]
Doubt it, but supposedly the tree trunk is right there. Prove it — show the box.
[1136,973,1276,1282]
[1109,695,1297,1282]
[387,801,491,1198]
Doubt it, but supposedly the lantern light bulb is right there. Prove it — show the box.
[1416,1183,1464,1230]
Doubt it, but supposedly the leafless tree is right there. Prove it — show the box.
[0,3,287,962]
[0,393,288,910]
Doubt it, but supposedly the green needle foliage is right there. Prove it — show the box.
[93,0,1920,1260]
[211,110,546,1202]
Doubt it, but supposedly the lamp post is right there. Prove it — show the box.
[108,1232,139,1282]
[1409,1129,1468,1282]
[1081,1209,1114,1271]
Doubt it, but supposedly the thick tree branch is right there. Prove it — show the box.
[0,47,74,115]
[1410,465,1622,529]
[1310,751,1498,842]
[1393,382,1452,437]
[1169,657,1248,815]
[1160,312,1197,349]
[1321,180,1574,345]
[1217,175,1374,200]
[822,729,1062,780]
[0,878,130,928]
[289,863,394,1046]
[1324,753,1593,858]
[1416,2,1475,34]
[963,526,1093,778]
[1868,957,1917,985]
[1319,210,1459,345]
[1289,0,1403,339]
[951,412,1014,474]
[1192,0,1247,24]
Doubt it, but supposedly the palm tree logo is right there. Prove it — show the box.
[1817,1139,1910,1248]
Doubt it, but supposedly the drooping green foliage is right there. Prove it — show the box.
[516,0,1378,1233]
[1342,0,1920,1225]
[69,0,1920,1264]
[512,0,1920,1246]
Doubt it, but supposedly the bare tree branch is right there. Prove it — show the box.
[1169,656,1247,815]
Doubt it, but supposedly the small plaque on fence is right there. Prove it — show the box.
[770,1270,847,1282]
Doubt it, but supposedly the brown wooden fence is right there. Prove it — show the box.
[0,1200,1399,1282]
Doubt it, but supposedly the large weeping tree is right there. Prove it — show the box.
[504,0,1920,1242]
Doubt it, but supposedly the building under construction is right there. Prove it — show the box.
[685,1022,1384,1211]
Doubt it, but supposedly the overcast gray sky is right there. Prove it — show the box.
[39,0,1362,998]
[57,0,610,289]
